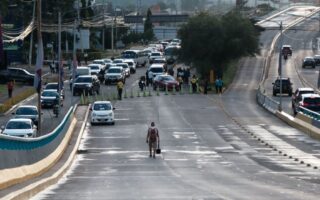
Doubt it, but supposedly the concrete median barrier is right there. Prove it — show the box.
[275,111,320,140]
[0,106,77,191]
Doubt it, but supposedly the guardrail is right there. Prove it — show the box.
[257,85,280,114]
[0,106,75,169]
[298,106,320,121]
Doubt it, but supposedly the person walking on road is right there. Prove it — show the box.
[7,80,14,98]
[148,70,153,86]
[215,77,219,94]
[146,122,160,159]
[117,80,124,100]
[217,78,223,94]
[190,75,197,93]
[203,79,208,95]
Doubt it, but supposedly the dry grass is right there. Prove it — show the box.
[0,88,36,113]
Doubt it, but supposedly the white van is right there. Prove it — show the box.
[121,50,148,67]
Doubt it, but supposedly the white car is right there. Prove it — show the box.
[116,63,130,77]
[88,64,102,75]
[90,101,115,125]
[1,118,37,138]
[93,59,107,68]
[149,52,164,64]
[12,105,39,126]
[123,59,136,74]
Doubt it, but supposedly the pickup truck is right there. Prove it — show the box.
[0,67,35,85]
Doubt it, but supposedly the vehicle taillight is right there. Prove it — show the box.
[303,102,310,107]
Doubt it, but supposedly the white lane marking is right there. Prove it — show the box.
[115,118,130,121]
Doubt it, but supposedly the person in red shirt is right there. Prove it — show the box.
[7,80,14,98]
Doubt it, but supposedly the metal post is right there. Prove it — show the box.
[29,1,36,67]
[102,0,105,51]
[36,0,42,135]
[58,11,62,114]
[279,21,283,111]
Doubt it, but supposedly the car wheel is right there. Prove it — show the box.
[91,122,95,126]
[73,91,76,96]
[273,91,276,96]
[97,89,100,95]
[105,81,108,85]
[111,122,115,125]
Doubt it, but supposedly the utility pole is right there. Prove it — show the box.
[29,1,36,67]
[77,0,83,53]
[278,21,283,111]
[58,11,62,114]
[36,0,43,135]
[102,0,105,51]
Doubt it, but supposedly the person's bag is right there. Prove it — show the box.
[156,142,161,154]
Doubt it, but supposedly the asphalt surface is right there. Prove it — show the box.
[21,6,320,200]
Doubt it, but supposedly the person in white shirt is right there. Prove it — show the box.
[148,70,153,86]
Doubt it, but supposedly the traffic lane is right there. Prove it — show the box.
[32,93,320,199]
[258,6,318,29]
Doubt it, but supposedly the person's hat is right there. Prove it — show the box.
[151,122,155,127]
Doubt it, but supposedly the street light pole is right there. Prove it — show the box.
[58,11,62,113]
[278,21,283,111]
[28,0,36,67]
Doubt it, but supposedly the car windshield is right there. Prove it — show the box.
[108,68,121,73]
[304,97,320,104]
[45,84,58,90]
[300,91,314,95]
[117,64,128,69]
[161,76,175,81]
[6,121,31,129]
[93,61,103,64]
[151,53,161,56]
[154,60,165,63]
[93,103,112,111]
[275,79,290,85]
[42,91,58,97]
[90,66,100,70]
[75,77,92,83]
[150,67,164,73]
[122,52,136,59]
[16,107,38,115]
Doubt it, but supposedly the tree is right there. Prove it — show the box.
[178,11,260,78]
[143,8,154,42]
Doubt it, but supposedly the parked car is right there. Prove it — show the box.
[44,82,65,99]
[41,89,63,108]
[104,67,126,85]
[72,75,100,96]
[90,101,115,125]
[281,45,292,56]
[153,74,180,91]
[272,77,293,96]
[294,93,320,114]
[302,57,316,68]
[0,118,37,138]
[0,67,34,85]
[292,87,315,108]
[116,63,130,77]
[12,105,39,126]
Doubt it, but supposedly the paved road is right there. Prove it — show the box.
[30,7,320,200]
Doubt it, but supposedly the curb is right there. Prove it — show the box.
[1,105,90,200]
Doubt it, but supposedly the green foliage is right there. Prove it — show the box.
[121,32,144,45]
[143,9,154,41]
[178,11,260,78]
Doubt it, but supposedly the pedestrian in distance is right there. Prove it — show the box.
[203,79,208,95]
[215,77,219,94]
[117,80,124,100]
[146,122,160,159]
[218,78,223,93]
[146,70,149,87]
[190,75,197,93]
[7,80,14,98]
[148,70,153,86]
[177,76,183,91]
